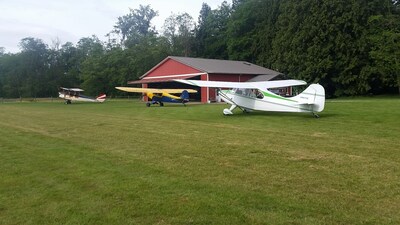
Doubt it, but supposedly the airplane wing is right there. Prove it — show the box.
[60,87,84,92]
[159,89,197,93]
[253,80,307,89]
[115,87,197,94]
[116,87,164,93]
[174,79,306,89]
[175,80,255,88]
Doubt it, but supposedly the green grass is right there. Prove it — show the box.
[0,97,399,224]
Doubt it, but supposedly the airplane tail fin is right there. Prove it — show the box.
[180,90,190,102]
[96,93,106,103]
[294,84,325,112]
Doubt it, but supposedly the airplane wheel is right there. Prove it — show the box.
[160,102,164,107]
[313,113,320,118]
[146,103,151,107]
[223,109,233,115]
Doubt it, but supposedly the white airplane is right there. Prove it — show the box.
[174,79,325,117]
[58,87,106,104]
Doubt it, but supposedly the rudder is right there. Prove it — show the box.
[180,90,190,103]
[96,93,106,103]
[294,84,325,112]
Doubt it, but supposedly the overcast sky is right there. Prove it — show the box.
[0,0,226,53]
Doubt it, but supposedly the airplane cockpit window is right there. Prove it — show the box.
[235,89,243,95]
[244,89,252,97]
[248,89,256,98]
[234,88,264,98]
[235,88,251,96]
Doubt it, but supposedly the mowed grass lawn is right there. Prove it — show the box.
[0,97,399,224]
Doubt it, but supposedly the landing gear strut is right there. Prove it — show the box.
[312,112,320,118]
[146,101,164,107]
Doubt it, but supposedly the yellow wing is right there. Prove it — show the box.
[115,87,197,94]
[160,89,197,93]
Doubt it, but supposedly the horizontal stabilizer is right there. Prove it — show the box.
[298,98,314,105]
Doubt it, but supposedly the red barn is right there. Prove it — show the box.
[128,56,286,103]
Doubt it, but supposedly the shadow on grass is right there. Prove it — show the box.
[147,103,213,108]
[229,111,339,119]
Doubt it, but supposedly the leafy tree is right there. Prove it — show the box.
[196,1,232,59]
[112,5,158,47]
[76,35,104,58]
[227,0,280,64]
[363,14,400,94]
[77,36,106,95]
[232,0,246,10]
[270,1,371,96]
[58,42,83,87]
[18,37,50,97]
[0,54,23,97]
[194,3,212,57]
[163,13,179,50]
[163,13,195,56]
[0,38,50,98]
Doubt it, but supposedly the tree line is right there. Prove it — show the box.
[0,0,399,98]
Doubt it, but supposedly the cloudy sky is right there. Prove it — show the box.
[0,0,226,53]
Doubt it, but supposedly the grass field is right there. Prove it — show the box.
[0,97,399,224]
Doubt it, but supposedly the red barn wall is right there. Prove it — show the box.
[209,74,254,82]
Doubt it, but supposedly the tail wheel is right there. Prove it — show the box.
[160,102,164,107]
[146,103,151,107]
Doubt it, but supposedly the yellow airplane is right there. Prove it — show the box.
[115,87,197,107]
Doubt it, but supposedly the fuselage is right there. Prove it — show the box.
[58,92,98,102]
[146,91,189,104]
[220,88,316,113]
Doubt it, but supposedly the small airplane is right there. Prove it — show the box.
[174,79,325,117]
[58,87,106,104]
[115,87,197,107]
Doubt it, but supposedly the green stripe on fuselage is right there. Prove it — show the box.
[262,91,297,102]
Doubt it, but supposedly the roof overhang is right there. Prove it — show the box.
[128,73,206,84]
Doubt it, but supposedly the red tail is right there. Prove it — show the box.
[96,94,106,102]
